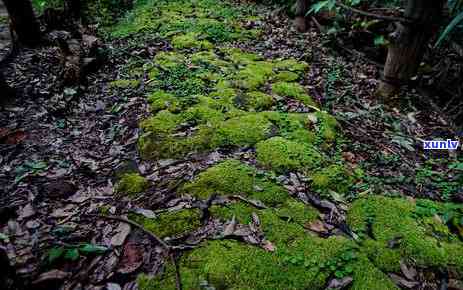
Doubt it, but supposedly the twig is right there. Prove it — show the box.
[230,195,268,209]
[336,2,412,24]
[88,214,182,290]
[170,253,183,290]
[88,214,169,249]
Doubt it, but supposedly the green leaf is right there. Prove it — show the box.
[47,247,65,264]
[435,11,463,47]
[335,270,344,278]
[79,244,108,255]
[374,35,386,46]
[64,249,80,261]
[25,161,47,170]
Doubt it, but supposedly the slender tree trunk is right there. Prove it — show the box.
[377,0,445,98]
[2,0,41,47]
[294,0,311,32]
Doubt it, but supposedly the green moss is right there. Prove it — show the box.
[273,58,309,72]
[256,137,322,173]
[347,196,463,272]
[182,160,288,206]
[235,91,274,111]
[147,90,180,113]
[275,199,319,225]
[224,48,263,64]
[140,110,182,135]
[129,208,201,238]
[109,79,140,89]
[154,51,186,70]
[138,210,354,290]
[211,113,273,148]
[272,82,315,106]
[350,255,400,290]
[116,173,149,196]
[172,32,213,50]
[314,111,339,143]
[311,164,355,195]
[274,71,300,82]
[234,62,274,90]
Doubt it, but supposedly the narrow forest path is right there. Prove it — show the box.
[1,0,462,289]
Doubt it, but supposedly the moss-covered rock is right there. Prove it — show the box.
[129,208,201,238]
[211,114,274,148]
[182,160,288,206]
[235,91,274,111]
[274,71,300,82]
[272,81,315,106]
[347,196,463,273]
[256,137,322,173]
[172,32,213,50]
[147,90,180,113]
[311,164,357,195]
[116,173,149,196]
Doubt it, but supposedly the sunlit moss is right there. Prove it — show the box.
[116,173,149,196]
[272,82,315,106]
[182,160,288,205]
[172,32,213,50]
[256,137,322,173]
[129,208,201,237]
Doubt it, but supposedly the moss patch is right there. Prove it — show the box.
[129,208,201,238]
[116,173,149,196]
[347,196,463,273]
[182,160,288,206]
[256,137,322,173]
[272,82,315,106]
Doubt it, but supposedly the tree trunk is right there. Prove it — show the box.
[378,0,445,99]
[294,0,311,32]
[2,0,41,47]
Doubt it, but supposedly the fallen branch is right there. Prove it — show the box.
[336,2,412,24]
[87,214,182,290]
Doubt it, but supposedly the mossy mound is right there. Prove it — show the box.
[115,173,149,196]
[256,136,322,173]
[111,0,260,42]
[108,0,463,288]
[182,160,288,206]
[129,208,202,238]
[138,199,401,290]
[347,196,463,273]
[138,48,333,164]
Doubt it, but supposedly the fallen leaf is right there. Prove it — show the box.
[18,203,35,220]
[117,242,144,274]
[32,269,70,285]
[399,260,417,280]
[327,277,353,289]
[111,222,131,246]
[389,273,419,288]
[261,240,276,252]
[305,219,329,234]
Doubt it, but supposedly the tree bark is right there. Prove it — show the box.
[2,0,41,47]
[294,0,311,32]
[378,0,445,99]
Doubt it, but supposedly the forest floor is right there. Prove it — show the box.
[1,0,463,290]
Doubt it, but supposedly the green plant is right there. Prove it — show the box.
[45,243,108,264]
[435,9,463,47]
